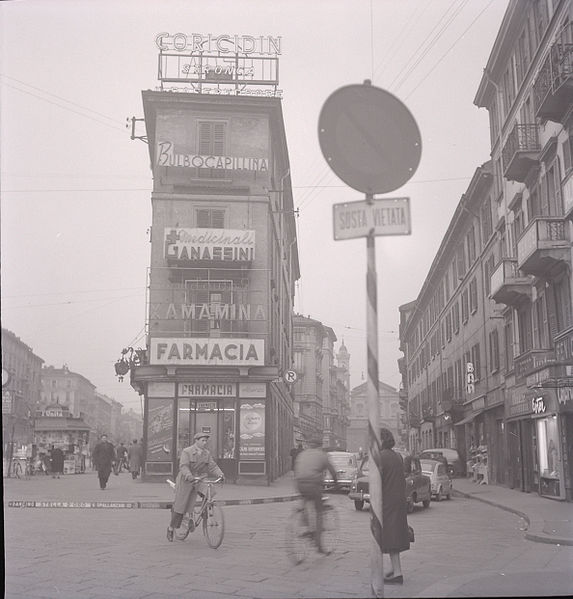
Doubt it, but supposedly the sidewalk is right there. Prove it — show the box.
[452,476,573,546]
[4,470,573,546]
[3,469,300,508]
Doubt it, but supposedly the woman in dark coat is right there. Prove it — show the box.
[50,445,65,478]
[379,428,409,584]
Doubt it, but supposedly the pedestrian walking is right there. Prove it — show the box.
[378,427,410,585]
[49,445,64,478]
[166,432,224,542]
[127,438,143,480]
[114,442,128,474]
[290,441,303,471]
[92,434,116,490]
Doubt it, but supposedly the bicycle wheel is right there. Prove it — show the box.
[202,503,224,548]
[320,502,339,554]
[285,505,308,565]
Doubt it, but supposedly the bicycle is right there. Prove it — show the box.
[167,476,225,548]
[285,494,339,565]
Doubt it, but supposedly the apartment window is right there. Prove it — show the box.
[452,301,460,334]
[445,312,452,342]
[484,254,495,297]
[197,120,227,179]
[562,121,573,174]
[196,208,225,228]
[543,160,563,216]
[461,289,469,323]
[451,260,458,289]
[469,278,478,314]
[456,244,466,279]
[534,292,551,349]
[481,198,493,242]
[489,330,500,372]
[517,302,533,354]
[466,226,476,265]
[554,274,573,331]
[504,315,514,372]
[444,272,450,300]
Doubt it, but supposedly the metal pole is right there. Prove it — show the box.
[366,193,384,597]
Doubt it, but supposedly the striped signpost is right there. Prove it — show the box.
[319,81,420,597]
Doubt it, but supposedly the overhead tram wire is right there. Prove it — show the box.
[390,0,470,93]
[0,73,125,127]
[1,81,126,133]
[372,1,433,83]
[387,0,461,90]
[404,0,496,101]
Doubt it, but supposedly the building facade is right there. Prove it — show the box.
[474,0,573,500]
[130,41,299,483]
[346,380,401,454]
[399,0,573,501]
[1,328,44,473]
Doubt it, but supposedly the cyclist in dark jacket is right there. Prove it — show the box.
[294,437,338,554]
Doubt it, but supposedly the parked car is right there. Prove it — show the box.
[420,459,452,501]
[323,451,358,491]
[419,448,464,477]
[348,449,431,512]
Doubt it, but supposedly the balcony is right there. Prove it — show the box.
[517,217,570,277]
[490,258,531,305]
[502,124,540,182]
[533,26,573,123]
[514,348,556,380]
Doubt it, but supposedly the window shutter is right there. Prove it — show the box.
[198,122,212,155]
[213,122,226,156]
[197,209,211,227]
[211,209,225,229]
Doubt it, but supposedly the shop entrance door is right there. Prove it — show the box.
[195,412,218,458]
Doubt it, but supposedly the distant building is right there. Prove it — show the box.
[40,365,96,420]
[347,380,400,454]
[1,328,44,468]
[292,315,350,448]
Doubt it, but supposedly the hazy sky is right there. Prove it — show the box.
[0,0,509,415]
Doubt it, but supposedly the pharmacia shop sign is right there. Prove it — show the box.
[165,228,255,262]
[157,142,269,173]
[150,338,264,366]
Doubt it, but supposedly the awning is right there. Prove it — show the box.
[455,411,484,426]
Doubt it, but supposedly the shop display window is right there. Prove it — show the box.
[537,416,562,498]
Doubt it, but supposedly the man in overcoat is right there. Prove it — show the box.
[127,438,143,479]
[92,434,116,490]
[167,432,224,541]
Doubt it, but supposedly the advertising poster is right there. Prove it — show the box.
[146,398,174,461]
[239,400,265,460]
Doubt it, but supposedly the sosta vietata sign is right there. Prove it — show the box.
[150,338,264,366]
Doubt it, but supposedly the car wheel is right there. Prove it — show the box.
[407,496,415,513]
[354,500,364,511]
[435,486,443,502]
[422,498,431,508]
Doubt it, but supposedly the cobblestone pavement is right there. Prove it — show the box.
[5,486,573,598]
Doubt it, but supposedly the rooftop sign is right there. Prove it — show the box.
[155,32,282,97]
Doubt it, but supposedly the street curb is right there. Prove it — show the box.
[452,489,573,546]
[7,495,302,509]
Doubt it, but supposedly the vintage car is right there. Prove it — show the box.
[323,451,358,491]
[349,449,431,512]
[419,448,464,477]
[420,458,453,501]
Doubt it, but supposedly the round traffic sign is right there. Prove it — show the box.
[284,370,298,384]
[318,81,422,194]
[2,368,11,388]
